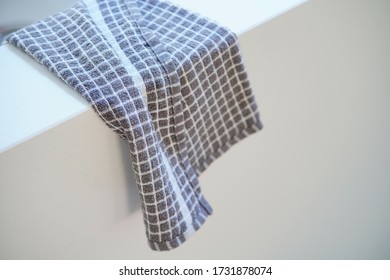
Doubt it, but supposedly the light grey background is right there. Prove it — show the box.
[0,0,389,259]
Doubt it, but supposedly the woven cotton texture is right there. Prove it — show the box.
[6,0,263,251]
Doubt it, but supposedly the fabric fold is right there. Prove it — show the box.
[5,0,263,251]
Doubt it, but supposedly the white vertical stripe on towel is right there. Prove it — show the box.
[85,0,193,242]
[83,0,147,101]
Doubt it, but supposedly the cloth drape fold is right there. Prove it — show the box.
[6,0,262,251]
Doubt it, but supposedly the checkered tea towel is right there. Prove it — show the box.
[5,0,263,251]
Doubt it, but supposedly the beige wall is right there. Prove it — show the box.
[1,0,390,259]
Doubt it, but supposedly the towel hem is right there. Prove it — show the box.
[148,194,211,251]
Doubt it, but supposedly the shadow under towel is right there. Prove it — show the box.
[5,0,263,251]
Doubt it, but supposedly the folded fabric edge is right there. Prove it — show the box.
[197,118,263,175]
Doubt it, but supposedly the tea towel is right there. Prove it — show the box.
[5,0,263,251]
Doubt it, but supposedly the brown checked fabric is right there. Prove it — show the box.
[5,0,263,251]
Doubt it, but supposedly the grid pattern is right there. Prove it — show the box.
[5,0,263,251]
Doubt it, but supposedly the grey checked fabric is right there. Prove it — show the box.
[5,0,263,251]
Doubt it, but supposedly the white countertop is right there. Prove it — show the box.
[0,0,307,152]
